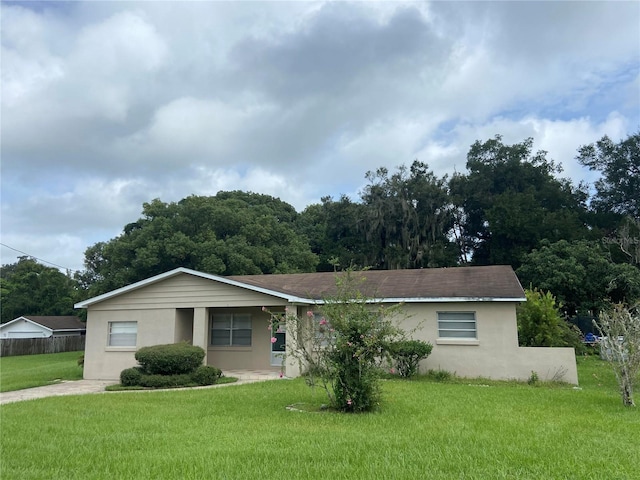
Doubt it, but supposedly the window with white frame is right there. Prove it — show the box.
[108,321,137,346]
[210,313,252,346]
[437,312,477,339]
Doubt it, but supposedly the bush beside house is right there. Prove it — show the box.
[388,339,433,378]
[120,343,221,388]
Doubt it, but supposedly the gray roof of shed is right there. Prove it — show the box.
[18,316,85,330]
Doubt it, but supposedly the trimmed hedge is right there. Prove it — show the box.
[120,343,224,389]
[121,367,143,387]
[388,339,433,378]
[138,373,195,389]
[135,343,205,375]
[192,366,222,386]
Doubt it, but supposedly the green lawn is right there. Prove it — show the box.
[0,351,84,392]
[1,355,638,479]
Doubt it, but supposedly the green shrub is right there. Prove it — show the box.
[120,367,143,387]
[191,366,222,386]
[388,339,433,378]
[517,288,581,349]
[135,343,205,375]
[138,373,195,389]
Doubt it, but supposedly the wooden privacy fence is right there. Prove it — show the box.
[0,336,85,357]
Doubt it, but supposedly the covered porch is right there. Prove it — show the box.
[173,305,304,377]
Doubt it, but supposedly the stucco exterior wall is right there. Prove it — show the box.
[397,303,578,384]
[81,272,577,384]
[83,273,289,379]
[83,308,176,379]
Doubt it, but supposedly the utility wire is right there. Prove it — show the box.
[0,242,81,273]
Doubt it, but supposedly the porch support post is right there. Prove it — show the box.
[193,307,208,365]
[285,305,301,378]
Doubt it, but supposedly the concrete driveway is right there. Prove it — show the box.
[0,369,282,405]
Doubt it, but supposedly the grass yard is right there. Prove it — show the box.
[0,351,84,392]
[1,355,638,479]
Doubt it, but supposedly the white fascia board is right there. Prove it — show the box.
[74,267,313,308]
[314,297,526,304]
[372,296,527,303]
[0,317,54,332]
[0,317,26,329]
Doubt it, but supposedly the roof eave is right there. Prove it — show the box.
[312,296,526,304]
[374,296,527,303]
[74,267,310,308]
[73,267,526,308]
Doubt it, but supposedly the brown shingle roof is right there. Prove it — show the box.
[229,265,525,301]
[22,316,86,331]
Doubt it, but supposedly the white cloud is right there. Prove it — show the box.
[115,96,277,167]
[1,0,638,272]
[1,234,87,273]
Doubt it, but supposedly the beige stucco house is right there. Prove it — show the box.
[75,265,578,384]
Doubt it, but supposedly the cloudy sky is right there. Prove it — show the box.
[1,1,639,273]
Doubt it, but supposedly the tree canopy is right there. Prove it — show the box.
[0,257,79,323]
[360,161,458,269]
[3,132,638,322]
[577,132,640,220]
[449,135,592,269]
[300,161,458,271]
[78,192,319,297]
[517,240,640,317]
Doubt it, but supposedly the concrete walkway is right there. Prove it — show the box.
[0,370,283,405]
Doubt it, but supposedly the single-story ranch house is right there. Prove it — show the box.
[0,316,86,339]
[75,266,578,384]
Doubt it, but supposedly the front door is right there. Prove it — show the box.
[271,322,286,366]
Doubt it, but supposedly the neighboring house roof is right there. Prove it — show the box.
[1,316,86,332]
[75,265,525,308]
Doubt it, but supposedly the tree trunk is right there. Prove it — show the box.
[621,371,635,407]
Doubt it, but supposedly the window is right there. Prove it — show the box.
[313,312,333,347]
[437,312,477,339]
[108,321,137,346]
[210,313,252,346]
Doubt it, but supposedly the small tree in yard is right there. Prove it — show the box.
[594,304,640,407]
[267,270,405,413]
[517,288,581,348]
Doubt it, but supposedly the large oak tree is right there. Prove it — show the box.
[449,136,592,269]
[78,192,318,297]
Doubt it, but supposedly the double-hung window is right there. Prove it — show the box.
[437,312,477,339]
[210,313,252,346]
[108,321,137,347]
